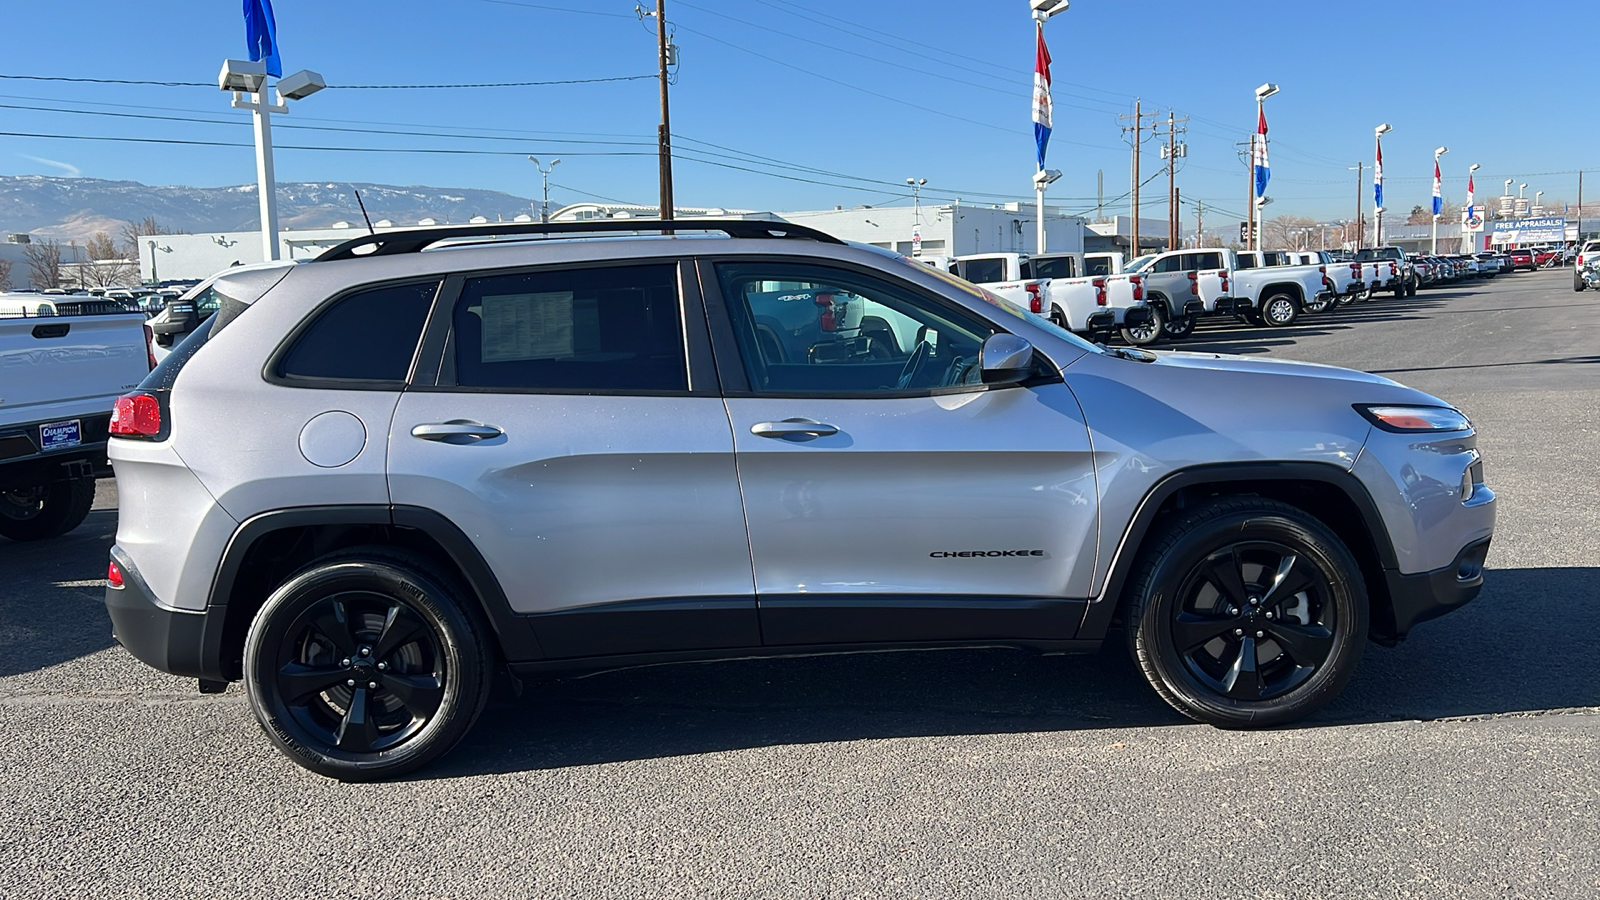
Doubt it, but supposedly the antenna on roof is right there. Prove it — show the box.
[353,188,375,235]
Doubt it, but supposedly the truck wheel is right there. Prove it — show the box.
[1120,306,1164,346]
[1303,294,1331,314]
[243,549,492,781]
[1574,273,1586,293]
[0,477,97,542]
[1124,497,1368,728]
[1049,309,1072,332]
[1162,315,1195,339]
[1261,293,1299,327]
[1405,279,1418,298]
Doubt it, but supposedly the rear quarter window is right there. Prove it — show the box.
[276,281,439,383]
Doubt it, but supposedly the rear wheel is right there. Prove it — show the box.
[1303,294,1332,314]
[244,550,491,781]
[0,477,96,542]
[1162,314,1195,339]
[1405,279,1418,297]
[1120,305,1164,347]
[1125,498,1368,728]
[1576,273,1587,293]
[1260,292,1299,327]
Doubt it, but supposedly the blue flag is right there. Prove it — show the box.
[1031,27,1052,169]
[244,0,282,78]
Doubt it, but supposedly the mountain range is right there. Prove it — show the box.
[0,176,543,245]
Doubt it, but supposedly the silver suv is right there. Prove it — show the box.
[103,220,1495,780]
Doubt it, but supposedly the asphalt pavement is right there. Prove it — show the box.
[2,268,1597,899]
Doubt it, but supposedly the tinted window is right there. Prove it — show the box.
[1195,252,1224,270]
[717,262,995,395]
[961,258,1006,284]
[1152,255,1182,273]
[1019,260,1035,280]
[1083,257,1111,277]
[279,281,438,382]
[453,264,685,392]
[1033,257,1077,280]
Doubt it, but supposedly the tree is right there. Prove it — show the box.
[23,239,63,290]
[1405,205,1431,225]
[119,216,172,258]
[1262,214,1317,250]
[86,231,119,261]
[0,257,12,290]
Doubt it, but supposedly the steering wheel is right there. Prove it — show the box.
[895,340,932,390]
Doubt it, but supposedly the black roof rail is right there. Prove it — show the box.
[313,218,844,262]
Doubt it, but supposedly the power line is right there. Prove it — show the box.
[0,130,654,157]
[0,72,655,91]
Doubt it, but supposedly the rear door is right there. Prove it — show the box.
[388,259,756,660]
[705,257,1098,647]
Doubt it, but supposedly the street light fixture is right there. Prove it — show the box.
[528,157,561,223]
[220,60,325,262]
[1373,124,1391,246]
[1464,163,1480,254]
[1431,146,1448,253]
[1029,0,1069,20]
[1247,84,1279,250]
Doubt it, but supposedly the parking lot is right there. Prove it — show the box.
[2,267,1596,898]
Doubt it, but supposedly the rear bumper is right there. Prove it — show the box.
[0,412,112,492]
[1373,537,1491,644]
[105,545,209,678]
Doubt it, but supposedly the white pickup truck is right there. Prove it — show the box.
[0,297,153,540]
[951,252,1153,338]
[1120,247,1333,342]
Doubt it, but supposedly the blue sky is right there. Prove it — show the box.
[0,0,1591,225]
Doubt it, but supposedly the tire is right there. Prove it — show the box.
[1303,294,1332,314]
[1576,273,1587,293]
[0,477,96,542]
[1405,279,1418,298]
[1049,308,1072,332]
[1161,314,1195,339]
[1260,292,1299,327]
[1120,304,1164,347]
[1125,497,1368,728]
[244,549,492,781]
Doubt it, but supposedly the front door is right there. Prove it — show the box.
[705,259,1099,647]
[388,260,756,660]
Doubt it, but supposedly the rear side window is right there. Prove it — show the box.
[961,258,1005,284]
[452,264,686,393]
[278,281,439,383]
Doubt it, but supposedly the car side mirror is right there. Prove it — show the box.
[979,333,1035,385]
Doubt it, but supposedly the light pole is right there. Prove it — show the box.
[1251,83,1279,252]
[906,177,927,257]
[1519,183,1527,200]
[1534,190,1544,216]
[529,157,561,223]
[1031,0,1067,254]
[147,240,158,284]
[1432,146,1448,254]
[219,61,324,262]
[1374,123,1391,247]
[1464,163,1480,254]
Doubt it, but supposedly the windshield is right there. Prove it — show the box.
[904,258,1100,356]
[1122,254,1157,273]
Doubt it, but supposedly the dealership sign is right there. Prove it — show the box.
[1491,216,1566,244]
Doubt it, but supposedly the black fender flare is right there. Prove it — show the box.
[1076,461,1398,641]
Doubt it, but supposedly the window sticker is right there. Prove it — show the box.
[479,291,575,362]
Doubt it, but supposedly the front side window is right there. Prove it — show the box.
[452,264,686,392]
[1152,255,1183,273]
[278,281,439,382]
[718,262,996,395]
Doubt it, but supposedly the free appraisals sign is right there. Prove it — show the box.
[1491,216,1566,244]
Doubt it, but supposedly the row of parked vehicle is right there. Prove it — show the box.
[919,243,1535,346]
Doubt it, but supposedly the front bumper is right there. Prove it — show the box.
[1373,537,1491,644]
[105,545,209,678]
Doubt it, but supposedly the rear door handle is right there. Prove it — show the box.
[411,421,504,443]
[751,418,839,440]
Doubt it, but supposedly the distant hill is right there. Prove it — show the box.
[0,176,541,244]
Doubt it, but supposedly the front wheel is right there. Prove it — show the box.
[244,550,491,781]
[1120,305,1165,347]
[1126,498,1368,728]
[0,477,96,542]
[1405,279,1418,297]
[1260,293,1299,327]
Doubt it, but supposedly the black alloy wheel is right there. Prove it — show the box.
[1161,314,1195,339]
[244,551,489,780]
[1126,498,1367,727]
[1120,304,1164,346]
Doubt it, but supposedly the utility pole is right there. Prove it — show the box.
[1154,111,1187,251]
[642,0,675,220]
[1195,200,1204,249]
[1172,187,1181,250]
[1579,171,1585,241]
[1119,102,1158,257]
[1350,162,1365,247]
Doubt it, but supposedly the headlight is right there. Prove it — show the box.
[1355,404,1471,433]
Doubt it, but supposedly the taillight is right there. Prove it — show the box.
[815,292,836,332]
[142,323,157,370]
[1024,282,1043,314]
[110,393,162,438]
[1389,262,1397,276]
[1187,271,1199,295]
[1131,277,1144,301]
[1092,278,1107,306]
[107,559,125,590]
[1350,263,1361,278]
[1219,271,1230,293]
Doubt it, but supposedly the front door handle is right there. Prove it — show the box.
[411,421,504,443]
[751,418,839,440]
